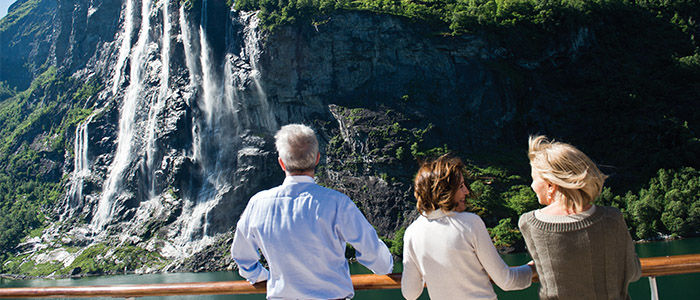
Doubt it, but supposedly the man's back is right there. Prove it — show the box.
[232,175,393,299]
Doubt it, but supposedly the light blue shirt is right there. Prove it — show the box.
[231,175,393,299]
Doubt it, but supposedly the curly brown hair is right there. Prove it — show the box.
[414,154,470,215]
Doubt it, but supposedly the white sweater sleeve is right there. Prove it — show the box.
[401,228,425,300]
[472,217,532,291]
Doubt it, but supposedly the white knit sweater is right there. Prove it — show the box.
[402,210,532,300]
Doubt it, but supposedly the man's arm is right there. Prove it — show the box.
[231,223,269,284]
[339,200,394,274]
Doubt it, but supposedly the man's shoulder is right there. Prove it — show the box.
[250,184,284,199]
[251,183,351,203]
[313,184,350,197]
[291,182,351,201]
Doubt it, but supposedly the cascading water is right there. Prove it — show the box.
[63,0,279,259]
[66,114,95,209]
[112,0,135,96]
[242,13,276,131]
[165,2,280,255]
[94,0,154,230]
[224,11,277,132]
[144,0,172,199]
[175,0,232,252]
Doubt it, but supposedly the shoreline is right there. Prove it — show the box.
[2,235,698,280]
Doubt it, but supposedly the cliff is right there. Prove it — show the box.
[0,0,698,276]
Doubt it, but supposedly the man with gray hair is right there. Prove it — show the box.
[231,124,393,300]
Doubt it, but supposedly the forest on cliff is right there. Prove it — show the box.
[235,0,700,245]
[0,0,699,276]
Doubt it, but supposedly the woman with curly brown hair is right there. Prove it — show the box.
[401,154,534,300]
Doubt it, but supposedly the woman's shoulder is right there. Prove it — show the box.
[594,205,624,220]
[452,211,482,221]
[517,210,537,226]
[450,211,490,229]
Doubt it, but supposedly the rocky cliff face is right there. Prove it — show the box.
[257,11,529,236]
[0,0,57,90]
[0,0,586,274]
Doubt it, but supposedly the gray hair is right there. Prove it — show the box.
[275,124,319,173]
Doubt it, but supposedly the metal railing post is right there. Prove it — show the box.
[648,276,658,300]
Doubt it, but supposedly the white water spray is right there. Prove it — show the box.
[179,4,202,163]
[112,0,135,95]
[144,0,172,198]
[79,1,279,257]
[95,0,154,230]
[179,0,225,246]
[198,21,223,124]
[232,11,277,131]
[66,114,95,207]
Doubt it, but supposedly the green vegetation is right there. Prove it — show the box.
[2,243,167,276]
[379,226,406,257]
[0,0,40,32]
[0,66,103,265]
[0,81,17,101]
[389,226,405,256]
[325,105,433,180]
[599,167,700,240]
[234,0,700,39]
[64,243,166,275]
[489,218,521,248]
[72,78,102,103]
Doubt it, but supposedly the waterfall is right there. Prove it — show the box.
[198,10,223,125]
[94,0,154,230]
[175,0,229,248]
[112,0,135,95]
[75,0,279,257]
[144,0,172,198]
[66,115,95,208]
[243,14,273,130]
[225,11,277,132]
[179,4,201,163]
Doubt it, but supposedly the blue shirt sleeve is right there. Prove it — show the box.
[231,212,270,284]
[338,199,394,274]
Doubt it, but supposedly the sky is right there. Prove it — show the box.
[0,0,16,20]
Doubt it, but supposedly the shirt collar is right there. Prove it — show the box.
[424,209,451,220]
[283,175,316,185]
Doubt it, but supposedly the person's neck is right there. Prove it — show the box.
[541,201,592,216]
[286,171,314,178]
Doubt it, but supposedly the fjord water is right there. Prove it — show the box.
[1,238,698,299]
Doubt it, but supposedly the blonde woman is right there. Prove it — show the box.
[402,154,533,300]
[519,135,641,299]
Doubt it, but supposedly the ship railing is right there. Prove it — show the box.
[0,254,699,299]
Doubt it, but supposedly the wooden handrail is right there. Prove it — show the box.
[640,254,700,277]
[1,254,699,298]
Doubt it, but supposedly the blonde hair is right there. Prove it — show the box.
[528,135,608,212]
[413,154,469,215]
[275,124,319,173]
